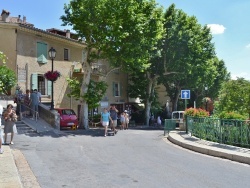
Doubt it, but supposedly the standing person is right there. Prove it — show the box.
[34,89,42,103]
[157,116,162,127]
[16,89,24,116]
[120,112,125,130]
[23,89,31,117]
[0,103,3,153]
[30,89,39,120]
[3,104,17,145]
[124,110,130,130]
[109,105,118,134]
[100,108,113,137]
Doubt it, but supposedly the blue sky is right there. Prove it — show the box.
[1,0,250,80]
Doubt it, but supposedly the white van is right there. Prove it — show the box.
[172,111,184,127]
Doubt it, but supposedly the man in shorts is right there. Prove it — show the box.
[109,105,118,134]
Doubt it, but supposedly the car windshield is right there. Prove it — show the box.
[62,109,76,115]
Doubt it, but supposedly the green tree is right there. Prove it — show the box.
[66,78,108,110]
[61,0,164,128]
[158,4,217,111]
[0,51,17,94]
[215,78,250,118]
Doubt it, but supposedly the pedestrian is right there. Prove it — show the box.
[23,89,31,117]
[120,112,125,130]
[109,105,118,134]
[100,108,113,137]
[30,89,39,120]
[124,110,130,130]
[34,89,42,103]
[16,89,24,115]
[0,103,3,153]
[157,116,162,126]
[3,104,17,145]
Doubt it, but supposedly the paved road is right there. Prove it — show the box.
[13,127,250,188]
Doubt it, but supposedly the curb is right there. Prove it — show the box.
[167,132,250,165]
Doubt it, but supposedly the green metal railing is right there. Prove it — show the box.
[164,119,177,136]
[187,116,250,148]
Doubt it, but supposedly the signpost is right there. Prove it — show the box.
[181,90,190,134]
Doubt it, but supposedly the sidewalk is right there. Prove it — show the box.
[0,145,22,188]
[167,131,250,165]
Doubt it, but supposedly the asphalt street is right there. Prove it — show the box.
[12,127,250,188]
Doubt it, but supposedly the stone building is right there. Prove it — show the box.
[0,9,132,116]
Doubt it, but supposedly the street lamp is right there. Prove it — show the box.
[48,47,56,110]
[205,86,208,111]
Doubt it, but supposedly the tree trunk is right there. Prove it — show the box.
[79,68,91,129]
[144,76,154,126]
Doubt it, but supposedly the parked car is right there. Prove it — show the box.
[54,108,79,130]
[172,111,184,127]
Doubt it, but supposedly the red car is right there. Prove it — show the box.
[55,108,79,130]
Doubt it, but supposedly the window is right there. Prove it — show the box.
[113,82,121,97]
[32,73,51,95]
[37,42,48,64]
[64,48,69,60]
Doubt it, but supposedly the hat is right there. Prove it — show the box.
[124,110,127,113]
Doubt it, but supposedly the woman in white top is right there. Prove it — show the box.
[124,110,129,130]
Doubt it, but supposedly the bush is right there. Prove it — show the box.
[184,108,209,117]
[218,111,246,120]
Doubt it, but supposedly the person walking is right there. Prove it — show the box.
[109,105,118,134]
[0,103,3,153]
[3,104,17,145]
[100,108,113,137]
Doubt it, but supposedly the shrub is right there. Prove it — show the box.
[218,111,246,120]
[184,108,209,117]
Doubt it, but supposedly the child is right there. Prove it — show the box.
[120,112,125,130]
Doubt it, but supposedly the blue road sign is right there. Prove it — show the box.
[181,90,190,99]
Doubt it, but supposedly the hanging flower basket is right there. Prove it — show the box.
[44,70,61,81]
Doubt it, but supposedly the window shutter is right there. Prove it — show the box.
[31,73,38,90]
[37,42,48,64]
[47,80,52,96]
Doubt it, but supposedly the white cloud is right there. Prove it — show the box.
[207,24,226,35]
[246,44,250,48]
[231,72,250,81]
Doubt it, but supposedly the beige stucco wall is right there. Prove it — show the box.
[15,27,85,113]
[0,23,18,94]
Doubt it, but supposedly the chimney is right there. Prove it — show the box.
[66,29,71,38]
[18,15,21,22]
[23,16,26,23]
[1,9,10,22]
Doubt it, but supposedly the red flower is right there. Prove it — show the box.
[44,71,61,81]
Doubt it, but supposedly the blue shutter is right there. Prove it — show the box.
[47,80,52,96]
[37,42,48,64]
[31,73,38,90]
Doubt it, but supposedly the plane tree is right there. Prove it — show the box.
[61,0,165,128]
[158,4,217,111]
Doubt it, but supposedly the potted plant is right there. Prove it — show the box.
[44,70,61,81]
